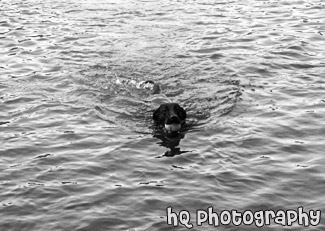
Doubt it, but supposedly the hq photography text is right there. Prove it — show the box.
[166,206,321,228]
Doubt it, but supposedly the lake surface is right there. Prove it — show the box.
[1,0,325,230]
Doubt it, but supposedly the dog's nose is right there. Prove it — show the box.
[167,115,180,124]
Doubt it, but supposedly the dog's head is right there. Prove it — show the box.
[153,103,186,132]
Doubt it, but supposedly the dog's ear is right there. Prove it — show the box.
[152,107,161,122]
[176,105,187,121]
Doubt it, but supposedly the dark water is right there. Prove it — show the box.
[1,0,325,230]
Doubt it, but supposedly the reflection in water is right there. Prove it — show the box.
[153,130,190,157]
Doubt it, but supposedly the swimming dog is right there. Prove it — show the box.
[114,76,187,133]
[153,103,187,133]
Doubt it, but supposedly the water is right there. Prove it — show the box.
[1,0,325,230]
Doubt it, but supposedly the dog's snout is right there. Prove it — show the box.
[170,115,178,120]
[167,115,180,124]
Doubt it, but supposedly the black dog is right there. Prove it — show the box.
[153,103,186,133]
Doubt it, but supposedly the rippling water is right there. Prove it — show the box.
[1,0,325,230]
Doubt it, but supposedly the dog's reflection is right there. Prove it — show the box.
[153,131,189,157]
